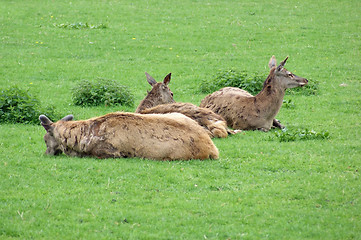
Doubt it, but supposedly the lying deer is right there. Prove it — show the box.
[39,112,219,160]
[140,102,230,138]
[200,56,308,131]
[136,72,234,138]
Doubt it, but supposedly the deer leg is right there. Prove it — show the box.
[257,128,269,132]
[272,119,284,129]
[227,129,242,135]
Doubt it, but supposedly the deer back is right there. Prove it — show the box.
[140,102,229,138]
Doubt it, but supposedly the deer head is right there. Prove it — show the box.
[268,56,308,89]
[39,114,73,155]
[145,72,175,103]
[135,72,175,112]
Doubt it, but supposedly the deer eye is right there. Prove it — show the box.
[288,73,294,77]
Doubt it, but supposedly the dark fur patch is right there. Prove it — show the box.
[265,85,272,95]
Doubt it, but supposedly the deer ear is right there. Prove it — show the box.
[39,115,52,125]
[145,72,157,86]
[281,56,288,65]
[269,55,277,69]
[61,115,74,121]
[39,115,54,132]
[276,57,288,71]
[163,73,171,85]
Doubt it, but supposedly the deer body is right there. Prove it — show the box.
[200,56,308,131]
[39,112,219,160]
[140,102,229,138]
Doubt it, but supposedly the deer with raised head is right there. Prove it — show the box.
[135,72,175,113]
[136,72,235,138]
[39,112,219,160]
[199,56,308,131]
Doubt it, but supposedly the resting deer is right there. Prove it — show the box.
[135,72,175,113]
[140,102,230,138]
[136,72,235,138]
[39,112,219,160]
[200,56,308,131]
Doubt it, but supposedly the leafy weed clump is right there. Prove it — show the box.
[0,86,61,124]
[54,22,107,29]
[271,128,330,142]
[72,78,134,107]
[199,69,264,95]
[282,99,295,109]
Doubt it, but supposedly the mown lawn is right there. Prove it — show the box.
[1,0,360,239]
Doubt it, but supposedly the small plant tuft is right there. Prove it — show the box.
[282,99,295,109]
[199,69,264,95]
[0,86,61,124]
[54,22,107,29]
[271,128,330,142]
[72,78,134,107]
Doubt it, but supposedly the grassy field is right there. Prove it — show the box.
[1,0,360,239]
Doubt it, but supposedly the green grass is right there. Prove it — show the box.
[1,0,360,239]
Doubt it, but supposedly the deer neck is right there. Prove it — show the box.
[254,75,286,120]
[136,92,161,113]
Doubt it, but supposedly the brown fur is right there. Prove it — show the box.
[140,102,229,138]
[200,56,308,131]
[39,112,219,160]
[136,72,237,138]
[135,72,175,113]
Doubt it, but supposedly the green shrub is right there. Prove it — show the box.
[199,69,264,95]
[271,128,330,142]
[0,86,61,124]
[72,78,134,107]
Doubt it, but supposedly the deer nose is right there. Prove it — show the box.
[299,78,308,83]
